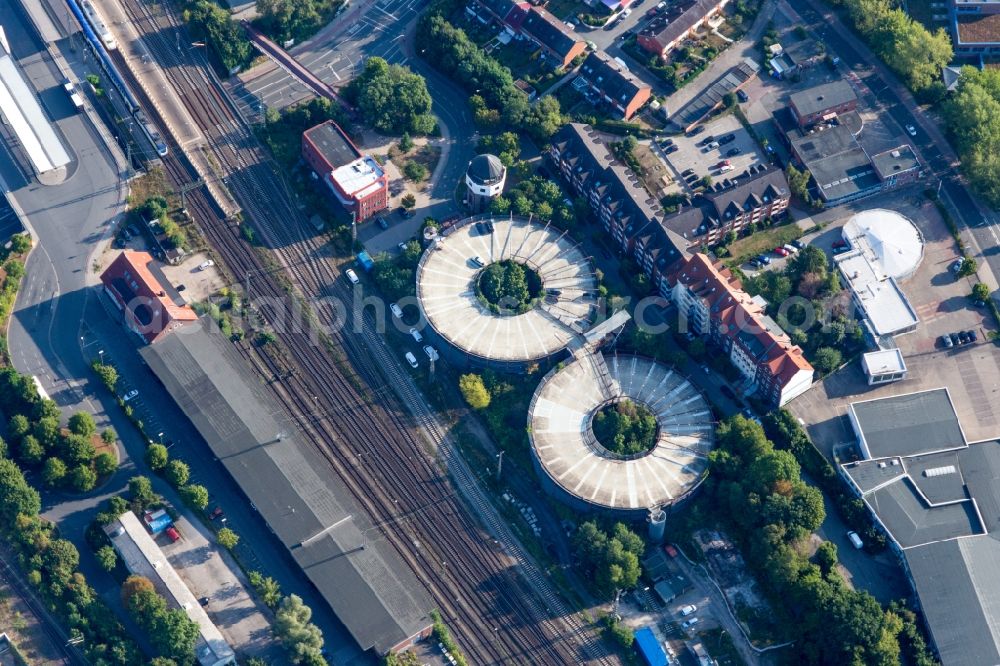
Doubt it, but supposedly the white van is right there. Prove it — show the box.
[847,531,864,550]
[345,269,360,284]
[404,352,418,369]
[719,164,734,173]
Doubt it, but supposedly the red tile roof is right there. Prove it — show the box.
[670,254,814,388]
[100,251,197,344]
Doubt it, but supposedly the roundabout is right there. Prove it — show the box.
[528,353,714,514]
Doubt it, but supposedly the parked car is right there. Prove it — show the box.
[679,604,697,616]
[715,160,730,168]
[950,332,961,346]
[726,147,741,157]
[757,254,771,265]
[198,260,215,271]
[123,389,139,402]
[404,351,418,369]
[376,216,389,230]
[748,259,761,268]
[471,255,485,267]
[409,327,423,343]
[791,239,806,249]
[968,330,979,342]
[681,168,695,177]
[905,124,917,137]
[704,141,720,150]
[423,345,439,361]
[774,247,789,257]
[398,241,408,252]
[198,597,210,607]
[699,135,715,146]
[832,239,849,250]
[783,244,798,254]
[682,618,700,629]
[736,89,749,102]
[847,531,864,549]
[687,125,705,137]
[950,258,964,274]
[345,268,360,284]
[958,331,970,344]
[718,133,736,145]
[664,144,678,154]
[390,303,403,319]
[209,507,224,520]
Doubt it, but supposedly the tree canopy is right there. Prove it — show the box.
[347,58,435,135]
[944,67,1000,207]
[458,374,491,410]
[592,400,658,456]
[572,522,644,599]
[274,595,325,664]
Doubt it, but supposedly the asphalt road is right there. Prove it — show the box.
[792,0,1000,280]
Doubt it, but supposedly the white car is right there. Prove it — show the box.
[423,345,439,361]
[679,604,697,616]
[905,124,917,137]
[123,389,139,402]
[471,255,485,268]
[390,303,403,319]
[682,617,700,629]
[621,7,631,17]
[345,268,360,285]
[404,351,418,368]
[409,327,423,343]
[198,259,215,271]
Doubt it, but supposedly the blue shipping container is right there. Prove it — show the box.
[634,627,667,666]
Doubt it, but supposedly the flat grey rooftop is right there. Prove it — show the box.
[140,318,432,655]
[866,477,981,548]
[529,353,713,511]
[416,215,597,363]
[850,388,965,459]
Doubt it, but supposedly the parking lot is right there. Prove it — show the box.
[789,196,1000,459]
[655,114,764,196]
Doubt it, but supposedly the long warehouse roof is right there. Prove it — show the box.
[0,53,70,175]
[140,317,433,656]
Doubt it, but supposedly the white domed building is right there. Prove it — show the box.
[465,154,507,213]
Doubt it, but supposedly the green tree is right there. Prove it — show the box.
[786,164,813,204]
[348,57,435,135]
[973,282,991,302]
[815,541,838,576]
[7,414,29,440]
[68,412,97,437]
[101,428,116,444]
[813,347,843,374]
[91,361,118,391]
[403,161,428,182]
[958,257,978,277]
[41,457,68,487]
[96,545,118,573]
[217,527,239,550]
[401,193,416,210]
[180,484,210,510]
[274,595,325,664]
[69,464,97,493]
[186,0,254,71]
[9,233,31,254]
[249,571,283,609]
[165,459,190,488]
[128,475,157,510]
[17,435,45,466]
[399,132,414,152]
[145,444,169,471]
[572,521,643,599]
[60,434,95,466]
[458,374,490,409]
[94,452,117,477]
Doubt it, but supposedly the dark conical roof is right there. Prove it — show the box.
[467,153,505,184]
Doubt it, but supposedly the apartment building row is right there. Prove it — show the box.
[549,123,813,406]
[469,0,586,68]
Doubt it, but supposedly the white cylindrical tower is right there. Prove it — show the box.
[465,154,507,213]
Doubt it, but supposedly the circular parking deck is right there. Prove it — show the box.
[415,215,598,366]
[529,353,714,514]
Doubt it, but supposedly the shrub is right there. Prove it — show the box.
[165,459,190,488]
[458,374,490,409]
[402,161,428,182]
[145,444,169,471]
[217,527,239,549]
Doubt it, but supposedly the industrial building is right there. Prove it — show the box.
[840,389,998,666]
[415,214,599,370]
[105,511,236,666]
[0,49,70,184]
[140,317,434,657]
[529,353,713,514]
[100,250,198,344]
[861,349,907,385]
[834,209,922,340]
[302,120,388,221]
[465,153,507,212]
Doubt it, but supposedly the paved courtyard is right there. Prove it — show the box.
[789,196,1000,461]
[656,115,765,196]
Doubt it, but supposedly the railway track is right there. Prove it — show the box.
[109,0,616,663]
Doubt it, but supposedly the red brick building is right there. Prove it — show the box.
[100,250,197,344]
[302,121,388,221]
[577,51,652,120]
[788,79,858,128]
[637,0,731,57]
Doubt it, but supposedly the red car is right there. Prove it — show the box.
[715,159,730,168]
[832,239,849,249]
[209,506,224,520]
[165,526,181,543]
[774,247,790,257]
